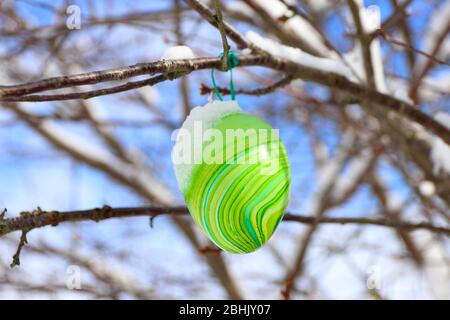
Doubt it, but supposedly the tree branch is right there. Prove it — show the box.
[200,75,295,96]
[1,205,448,238]
[1,74,168,102]
[1,53,449,145]
[379,0,413,32]
[375,29,449,67]
[0,56,265,98]
[346,0,375,87]
[213,0,231,71]
[184,0,253,50]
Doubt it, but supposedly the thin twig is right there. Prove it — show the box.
[409,17,450,102]
[200,75,295,96]
[1,75,168,102]
[375,29,449,66]
[184,0,254,50]
[213,0,230,71]
[387,0,415,72]
[379,0,413,32]
[10,230,29,268]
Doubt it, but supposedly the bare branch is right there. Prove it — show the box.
[1,75,168,102]
[379,0,413,32]
[10,231,28,268]
[184,0,253,50]
[200,75,295,96]
[375,29,449,67]
[1,205,448,239]
[213,0,231,71]
[0,56,264,98]
[346,0,375,87]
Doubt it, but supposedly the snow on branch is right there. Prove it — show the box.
[431,112,450,175]
[161,45,196,60]
[246,31,354,79]
[245,0,332,56]
[345,0,387,91]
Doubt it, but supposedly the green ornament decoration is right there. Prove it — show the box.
[172,100,291,254]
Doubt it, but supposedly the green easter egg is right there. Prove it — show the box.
[173,101,290,253]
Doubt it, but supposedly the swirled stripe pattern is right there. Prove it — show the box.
[183,113,291,253]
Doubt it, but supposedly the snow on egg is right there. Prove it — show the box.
[172,100,290,253]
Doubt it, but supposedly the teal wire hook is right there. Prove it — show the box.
[211,50,239,101]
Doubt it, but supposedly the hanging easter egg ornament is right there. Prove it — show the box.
[172,52,290,254]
